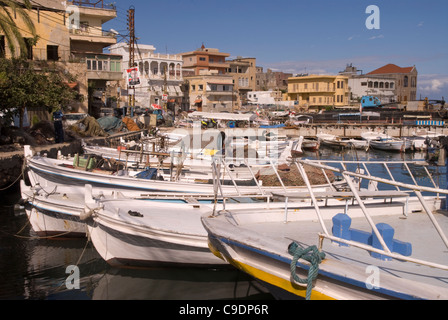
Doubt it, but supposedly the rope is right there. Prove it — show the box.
[288,242,326,300]
[0,158,27,191]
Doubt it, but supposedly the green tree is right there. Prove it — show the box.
[0,58,78,127]
[0,0,37,57]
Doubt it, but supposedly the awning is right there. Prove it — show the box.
[194,99,202,104]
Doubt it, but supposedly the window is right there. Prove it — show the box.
[368,81,373,88]
[47,45,59,61]
[211,85,217,91]
[22,38,33,60]
[390,82,394,89]
[361,82,367,86]
[199,57,206,61]
[404,76,409,87]
[199,84,203,90]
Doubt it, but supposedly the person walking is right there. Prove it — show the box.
[53,109,64,143]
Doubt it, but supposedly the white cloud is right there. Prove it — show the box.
[418,74,448,98]
[417,21,424,27]
[369,34,384,40]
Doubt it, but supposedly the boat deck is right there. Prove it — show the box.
[208,197,448,299]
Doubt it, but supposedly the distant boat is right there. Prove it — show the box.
[317,133,368,150]
[368,137,412,152]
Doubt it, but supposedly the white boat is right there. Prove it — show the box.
[86,194,226,267]
[411,129,443,151]
[25,145,337,197]
[202,158,448,300]
[368,137,412,152]
[317,133,368,150]
[361,130,412,152]
[21,177,313,239]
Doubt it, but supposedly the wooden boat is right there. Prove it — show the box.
[24,145,338,197]
[317,133,368,150]
[368,137,412,152]
[302,138,320,151]
[202,158,448,300]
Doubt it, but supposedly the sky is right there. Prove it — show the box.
[104,0,448,100]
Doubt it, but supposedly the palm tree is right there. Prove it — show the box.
[0,0,37,58]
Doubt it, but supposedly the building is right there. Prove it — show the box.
[339,64,396,104]
[287,74,349,110]
[247,90,283,105]
[68,0,122,115]
[186,70,237,113]
[226,57,257,104]
[0,0,123,115]
[109,42,185,109]
[366,64,418,103]
[256,67,292,92]
[181,44,230,76]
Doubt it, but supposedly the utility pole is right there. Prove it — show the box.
[127,6,136,112]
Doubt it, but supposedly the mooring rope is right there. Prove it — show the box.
[288,242,326,300]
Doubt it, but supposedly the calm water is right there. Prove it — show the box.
[0,147,445,301]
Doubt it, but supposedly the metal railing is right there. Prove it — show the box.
[292,158,448,271]
[70,0,115,9]
[210,156,448,271]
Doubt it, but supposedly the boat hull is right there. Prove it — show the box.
[87,200,227,267]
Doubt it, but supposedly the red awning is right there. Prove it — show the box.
[194,99,202,104]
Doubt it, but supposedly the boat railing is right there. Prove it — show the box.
[292,158,448,272]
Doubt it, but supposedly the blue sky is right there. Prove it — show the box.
[105,0,448,99]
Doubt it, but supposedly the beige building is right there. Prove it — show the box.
[226,57,257,104]
[0,0,122,115]
[181,45,230,76]
[287,75,349,110]
[186,70,237,112]
[367,64,418,103]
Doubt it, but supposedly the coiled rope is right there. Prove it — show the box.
[288,242,326,300]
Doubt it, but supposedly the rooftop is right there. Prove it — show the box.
[367,64,415,75]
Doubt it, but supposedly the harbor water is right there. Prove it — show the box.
[0,147,446,300]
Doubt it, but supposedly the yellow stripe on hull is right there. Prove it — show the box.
[208,241,335,300]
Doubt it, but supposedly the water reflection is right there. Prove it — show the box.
[0,204,272,300]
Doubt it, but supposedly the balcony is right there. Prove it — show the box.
[69,28,117,46]
[70,0,116,9]
[85,54,123,81]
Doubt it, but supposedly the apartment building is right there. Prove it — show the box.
[256,67,292,92]
[109,42,185,109]
[181,44,230,76]
[68,0,122,114]
[0,0,122,115]
[287,74,349,110]
[186,70,237,113]
[226,57,256,104]
[367,64,418,103]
